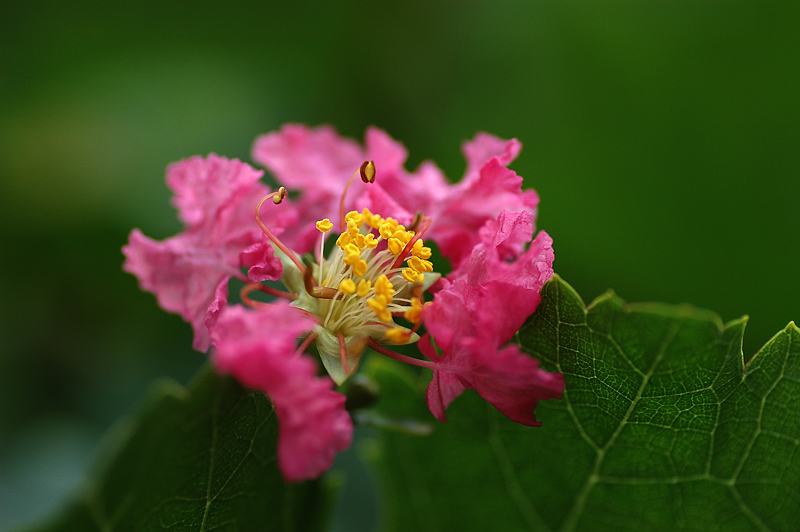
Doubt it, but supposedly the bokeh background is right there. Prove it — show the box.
[1,1,798,530]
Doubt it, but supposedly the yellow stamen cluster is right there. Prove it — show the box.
[316,208,435,336]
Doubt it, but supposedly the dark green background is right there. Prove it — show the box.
[1,1,798,530]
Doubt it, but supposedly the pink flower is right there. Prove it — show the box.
[123,155,293,350]
[252,124,536,266]
[211,302,352,481]
[125,125,563,481]
[420,211,563,425]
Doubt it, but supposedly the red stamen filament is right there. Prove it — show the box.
[297,331,319,354]
[255,192,306,274]
[337,332,351,375]
[366,338,436,369]
[241,283,297,307]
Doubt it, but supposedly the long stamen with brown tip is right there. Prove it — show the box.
[255,188,305,274]
[339,160,376,232]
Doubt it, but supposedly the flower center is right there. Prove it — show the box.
[314,208,434,339]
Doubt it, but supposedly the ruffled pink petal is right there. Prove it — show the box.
[239,240,283,282]
[459,341,563,426]
[355,185,415,227]
[252,124,363,195]
[430,159,539,267]
[252,124,367,251]
[421,214,560,423]
[167,154,266,230]
[461,132,522,182]
[123,155,288,351]
[211,303,353,482]
[123,229,236,351]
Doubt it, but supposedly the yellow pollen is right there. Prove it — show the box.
[374,293,391,306]
[364,233,377,248]
[409,257,434,273]
[362,208,374,227]
[316,218,333,233]
[354,233,366,249]
[356,279,371,297]
[387,237,404,255]
[412,239,432,259]
[347,219,360,236]
[402,268,423,284]
[345,210,363,226]
[337,232,351,247]
[386,327,410,343]
[375,275,395,297]
[379,223,394,240]
[353,259,368,277]
[338,278,356,294]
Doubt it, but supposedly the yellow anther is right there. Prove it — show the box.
[376,308,392,323]
[353,259,368,277]
[391,229,409,243]
[402,268,423,284]
[404,297,423,324]
[338,278,356,294]
[337,232,351,248]
[367,298,392,323]
[360,160,376,183]
[409,257,434,273]
[316,218,333,233]
[356,279,371,297]
[362,208,374,227]
[386,327,410,343]
[354,233,366,249]
[387,237,405,256]
[272,186,288,204]
[364,233,378,248]
[344,243,360,257]
[379,223,395,240]
[412,239,432,259]
[374,293,391,306]
[370,214,384,229]
[345,210,363,226]
[375,275,395,297]
[347,219,360,236]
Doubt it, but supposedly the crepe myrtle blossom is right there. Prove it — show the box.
[123,126,564,481]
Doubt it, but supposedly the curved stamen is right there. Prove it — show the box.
[339,160,375,232]
[366,338,436,369]
[241,282,297,306]
[302,260,337,299]
[255,188,306,274]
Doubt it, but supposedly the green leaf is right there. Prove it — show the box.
[23,365,327,532]
[366,275,800,532]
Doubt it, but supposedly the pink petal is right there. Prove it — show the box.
[123,155,284,351]
[461,132,522,182]
[211,303,353,482]
[462,342,564,426]
[123,229,235,351]
[252,124,366,251]
[239,240,283,282]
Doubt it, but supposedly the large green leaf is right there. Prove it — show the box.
[23,366,326,532]
[366,275,799,531]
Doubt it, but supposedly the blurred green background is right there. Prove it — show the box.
[1,1,798,529]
